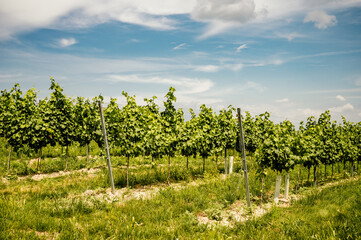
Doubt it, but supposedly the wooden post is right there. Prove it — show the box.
[307,167,310,182]
[127,156,130,188]
[357,160,359,173]
[39,147,43,172]
[224,149,228,175]
[203,156,206,173]
[215,155,218,170]
[296,165,303,189]
[313,165,317,187]
[331,163,334,179]
[98,101,115,194]
[7,146,12,173]
[167,156,171,185]
[86,143,90,158]
[65,146,69,171]
[237,108,251,208]
[260,175,264,206]
[37,148,42,172]
[86,143,90,168]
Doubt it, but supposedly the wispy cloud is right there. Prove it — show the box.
[304,88,361,94]
[194,65,219,72]
[236,44,247,52]
[130,38,141,43]
[0,73,22,79]
[173,43,186,50]
[58,37,77,47]
[242,81,266,93]
[228,63,244,71]
[276,98,289,103]
[277,32,304,41]
[107,74,214,94]
[290,49,361,62]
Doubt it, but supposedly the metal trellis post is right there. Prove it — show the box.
[98,100,115,194]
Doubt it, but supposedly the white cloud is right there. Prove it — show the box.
[330,103,354,113]
[298,108,323,117]
[242,81,266,92]
[277,32,304,41]
[0,0,195,40]
[336,95,346,101]
[1,0,360,40]
[276,98,289,103]
[192,0,256,38]
[107,74,214,94]
[173,43,186,50]
[194,65,220,72]
[58,37,77,47]
[236,44,247,52]
[191,0,256,23]
[304,10,337,29]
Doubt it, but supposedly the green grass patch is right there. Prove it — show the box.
[1,171,360,239]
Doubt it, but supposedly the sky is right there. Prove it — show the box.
[0,0,361,125]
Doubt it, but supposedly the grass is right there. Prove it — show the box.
[1,165,360,239]
[1,138,360,239]
[225,177,361,240]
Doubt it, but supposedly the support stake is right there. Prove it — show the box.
[237,108,251,208]
[98,100,115,194]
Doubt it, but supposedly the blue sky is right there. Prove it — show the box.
[0,0,361,124]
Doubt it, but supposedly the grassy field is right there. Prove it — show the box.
[1,139,360,239]
[1,166,360,239]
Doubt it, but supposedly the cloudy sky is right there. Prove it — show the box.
[0,0,361,124]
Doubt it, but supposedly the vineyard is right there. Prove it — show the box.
[1,79,361,239]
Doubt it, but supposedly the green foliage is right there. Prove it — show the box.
[196,104,218,158]
[118,92,145,157]
[216,106,236,154]
[0,84,28,151]
[255,120,296,173]
[160,87,182,157]
[243,111,273,154]
[73,96,102,148]
[0,81,360,182]
[143,96,165,159]
[177,108,198,158]
[46,77,76,148]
